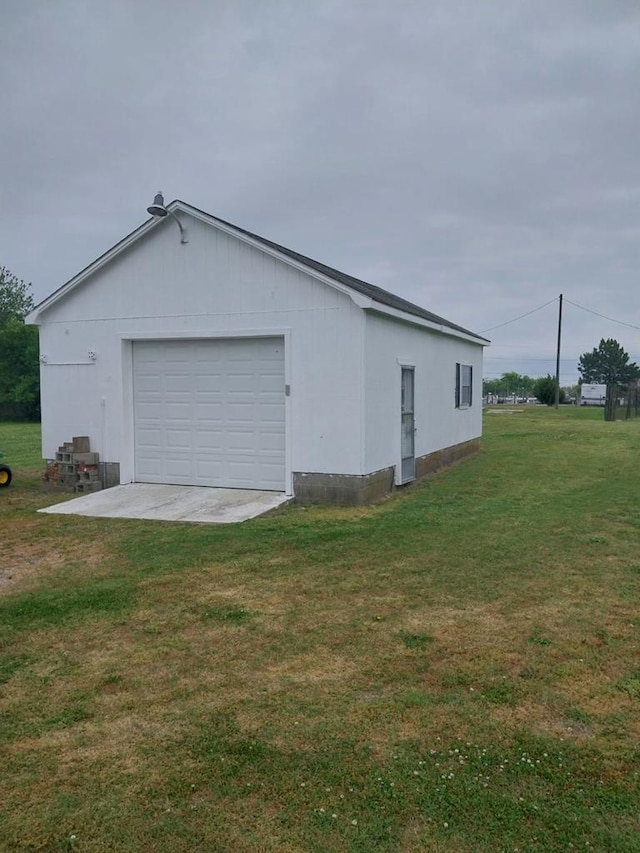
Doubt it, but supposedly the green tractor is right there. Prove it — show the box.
[0,452,12,488]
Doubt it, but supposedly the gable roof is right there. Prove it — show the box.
[28,199,489,343]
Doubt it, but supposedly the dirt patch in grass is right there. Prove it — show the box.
[0,525,67,589]
[263,650,359,687]
[0,531,113,593]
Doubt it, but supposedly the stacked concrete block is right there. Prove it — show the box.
[51,436,102,493]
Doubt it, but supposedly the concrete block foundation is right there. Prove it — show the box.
[293,437,481,506]
[293,466,395,507]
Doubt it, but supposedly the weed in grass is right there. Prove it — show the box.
[565,707,593,726]
[617,674,640,699]
[397,689,434,709]
[481,680,517,707]
[399,632,434,650]
[201,604,252,624]
[584,535,608,545]
[528,630,552,647]
[441,670,471,688]
[0,654,31,686]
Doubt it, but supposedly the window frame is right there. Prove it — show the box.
[455,362,473,409]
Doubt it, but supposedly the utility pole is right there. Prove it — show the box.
[554,294,563,409]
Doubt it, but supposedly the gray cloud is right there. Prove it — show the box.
[2,0,639,382]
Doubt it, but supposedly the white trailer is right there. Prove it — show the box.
[580,383,607,406]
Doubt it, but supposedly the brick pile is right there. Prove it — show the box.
[43,436,102,493]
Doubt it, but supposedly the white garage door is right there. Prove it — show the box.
[133,338,285,490]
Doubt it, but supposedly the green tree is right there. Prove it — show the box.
[0,266,34,323]
[519,375,535,396]
[483,378,503,396]
[501,372,521,396]
[578,338,640,386]
[533,375,564,406]
[0,267,40,419]
[484,373,536,399]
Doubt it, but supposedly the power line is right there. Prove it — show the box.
[480,297,557,334]
[480,295,640,337]
[563,299,640,332]
[482,369,577,376]
[485,355,579,362]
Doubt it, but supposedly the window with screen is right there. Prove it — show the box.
[455,363,473,408]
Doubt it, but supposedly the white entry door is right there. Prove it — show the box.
[133,338,285,490]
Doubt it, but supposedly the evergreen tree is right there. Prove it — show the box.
[578,338,640,386]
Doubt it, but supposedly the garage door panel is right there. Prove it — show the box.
[258,404,287,422]
[136,403,163,420]
[136,427,162,446]
[225,401,256,419]
[194,378,223,392]
[195,402,223,417]
[165,377,191,393]
[136,456,163,477]
[165,429,193,448]
[226,374,260,392]
[225,432,259,451]
[259,376,285,392]
[194,428,224,448]
[135,376,162,393]
[165,459,196,479]
[163,401,193,417]
[258,433,286,452]
[134,338,285,490]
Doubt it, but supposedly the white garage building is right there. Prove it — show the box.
[28,199,488,505]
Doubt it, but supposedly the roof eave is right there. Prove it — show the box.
[364,301,490,345]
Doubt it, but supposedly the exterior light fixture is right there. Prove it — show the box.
[146,191,188,244]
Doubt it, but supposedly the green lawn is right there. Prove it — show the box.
[1,408,639,852]
[0,421,42,470]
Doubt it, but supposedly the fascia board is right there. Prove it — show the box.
[365,301,490,346]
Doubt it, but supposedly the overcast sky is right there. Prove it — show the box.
[2,0,639,384]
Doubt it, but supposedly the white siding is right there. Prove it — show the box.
[37,214,365,489]
[363,312,483,477]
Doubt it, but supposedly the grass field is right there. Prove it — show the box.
[1,408,639,852]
